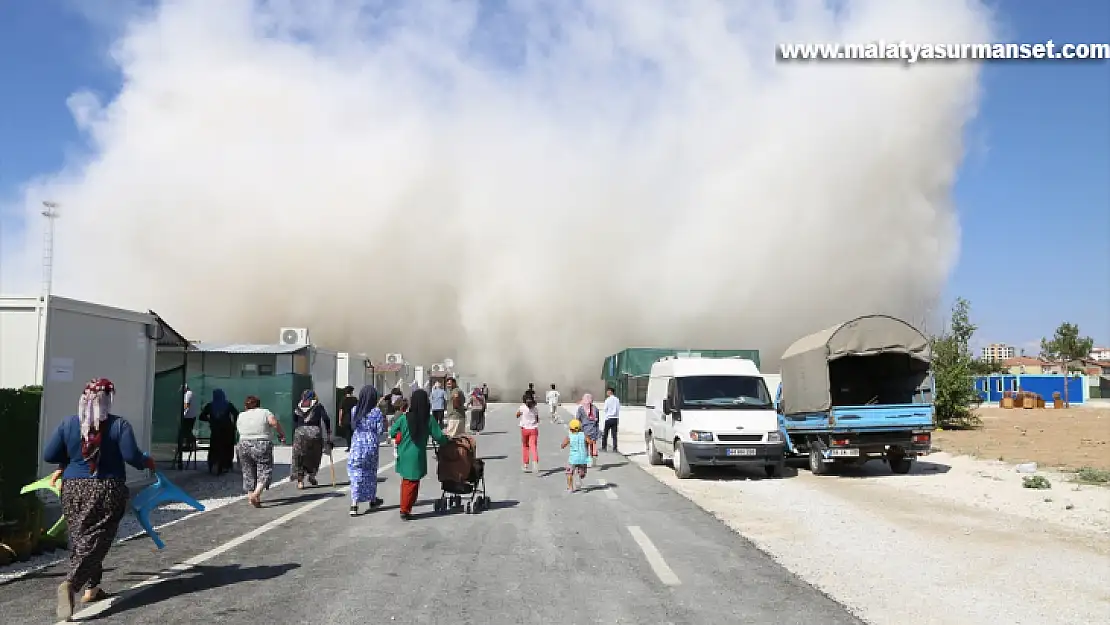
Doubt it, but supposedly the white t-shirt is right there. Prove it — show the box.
[518,404,540,430]
[237,408,276,441]
[604,395,621,419]
[546,390,560,406]
[183,389,197,419]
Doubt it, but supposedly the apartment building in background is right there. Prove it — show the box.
[981,342,1016,363]
[1089,346,1110,362]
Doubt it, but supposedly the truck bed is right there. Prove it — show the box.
[782,403,934,434]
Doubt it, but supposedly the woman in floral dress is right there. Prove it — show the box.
[348,385,385,516]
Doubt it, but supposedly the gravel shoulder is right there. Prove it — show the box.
[613,407,1110,625]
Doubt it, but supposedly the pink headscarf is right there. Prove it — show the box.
[580,394,596,421]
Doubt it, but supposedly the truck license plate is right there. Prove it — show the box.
[829,448,859,457]
[726,448,757,457]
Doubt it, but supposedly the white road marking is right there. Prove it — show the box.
[596,478,618,499]
[627,525,681,587]
[59,461,394,624]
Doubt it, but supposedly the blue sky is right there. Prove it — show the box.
[0,0,1107,352]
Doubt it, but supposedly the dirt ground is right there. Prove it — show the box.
[933,406,1110,471]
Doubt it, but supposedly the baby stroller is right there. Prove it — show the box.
[433,436,490,514]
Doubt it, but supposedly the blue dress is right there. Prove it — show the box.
[348,407,385,504]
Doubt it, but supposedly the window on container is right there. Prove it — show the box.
[241,363,258,377]
[258,364,274,376]
[995,378,1002,393]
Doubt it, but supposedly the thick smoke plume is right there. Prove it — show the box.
[0,0,994,390]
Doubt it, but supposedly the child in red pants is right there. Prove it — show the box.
[517,398,540,472]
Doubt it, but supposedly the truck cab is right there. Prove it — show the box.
[644,357,785,479]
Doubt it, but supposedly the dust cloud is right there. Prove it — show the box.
[0,0,994,390]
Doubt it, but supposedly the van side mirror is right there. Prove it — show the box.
[662,398,671,414]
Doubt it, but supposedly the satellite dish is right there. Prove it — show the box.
[443,358,454,369]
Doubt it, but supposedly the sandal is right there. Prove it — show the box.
[81,588,108,604]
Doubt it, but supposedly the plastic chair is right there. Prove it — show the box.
[19,475,67,539]
[130,472,205,549]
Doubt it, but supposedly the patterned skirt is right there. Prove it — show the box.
[291,425,324,481]
[60,478,129,591]
[237,440,275,493]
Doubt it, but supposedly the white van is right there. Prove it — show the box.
[644,357,785,479]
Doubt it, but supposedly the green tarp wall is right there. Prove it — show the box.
[600,348,762,405]
[178,374,312,444]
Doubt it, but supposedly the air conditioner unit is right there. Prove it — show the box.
[385,353,404,365]
[279,328,310,345]
[443,358,455,369]
[430,363,446,372]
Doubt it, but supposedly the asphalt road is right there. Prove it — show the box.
[1,403,862,625]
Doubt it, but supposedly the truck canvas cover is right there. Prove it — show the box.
[779,315,931,415]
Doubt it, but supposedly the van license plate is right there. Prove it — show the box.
[829,448,859,457]
[726,448,757,457]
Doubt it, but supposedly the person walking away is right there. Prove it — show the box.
[389,389,449,520]
[601,387,622,453]
[517,397,541,472]
[337,386,358,452]
[430,381,447,428]
[348,385,386,516]
[468,387,487,434]
[481,383,490,402]
[199,388,239,475]
[523,382,537,404]
[235,395,286,508]
[561,419,589,492]
[546,384,561,424]
[576,394,601,467]
[291,390,333,489]
[180,384,197,453]
[43,378,157,618]
[443,377,467,437]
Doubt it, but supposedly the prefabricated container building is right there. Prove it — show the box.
[601,348,761,405]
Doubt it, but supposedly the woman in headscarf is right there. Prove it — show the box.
[198,388,239,475]
[388,388,449,520]
[235,395,287,508]
[468,386,487,434]
[43,378,157,618]
[347,385,386,516]
[576,393,601,467]
[291,389,333,489]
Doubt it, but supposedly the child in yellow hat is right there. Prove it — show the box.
[560,419,589,492]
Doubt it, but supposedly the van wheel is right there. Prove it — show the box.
[673,442,693,479]
[646,433,664,466]
[808,448,827,476]
[764,462,784,479]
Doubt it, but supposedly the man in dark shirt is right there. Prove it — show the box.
[338,386,357,451]
[523,382,536,404]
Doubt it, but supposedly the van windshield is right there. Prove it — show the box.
[677,375,772,409]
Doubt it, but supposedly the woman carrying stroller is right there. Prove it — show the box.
[348,385,386,516]
[389,389,449,520]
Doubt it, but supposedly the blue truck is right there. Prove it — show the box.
[774,315,935,475]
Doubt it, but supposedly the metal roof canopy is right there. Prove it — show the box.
[779,315,931,415]
[190,342,309,355]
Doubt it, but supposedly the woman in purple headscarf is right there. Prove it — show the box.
[347,385,385,516]
[291,389,332,489]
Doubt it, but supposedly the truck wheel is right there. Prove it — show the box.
[808,448,827,476]
[888,450,912,474]
[673,441,693,479]
[646,433,664,466]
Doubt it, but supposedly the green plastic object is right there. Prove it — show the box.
[20,475,68,539]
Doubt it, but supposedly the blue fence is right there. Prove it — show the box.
[973,374,1085,404]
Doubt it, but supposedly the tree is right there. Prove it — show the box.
[930,297,981,428]
[1040,322,1094,407]
[969,358,1006,375]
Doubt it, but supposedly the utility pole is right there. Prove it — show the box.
[33,201,60,384]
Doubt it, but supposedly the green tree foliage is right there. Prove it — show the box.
[930,298,981,429]
[969,358,1006,375]
[1040,322,1094,407]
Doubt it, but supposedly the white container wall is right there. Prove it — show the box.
[335,352,369,390]
[0,296,42,388]
[310,348,338,414]
[37,296,158,484]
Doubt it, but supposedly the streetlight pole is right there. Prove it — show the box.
[33,201,60,384]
